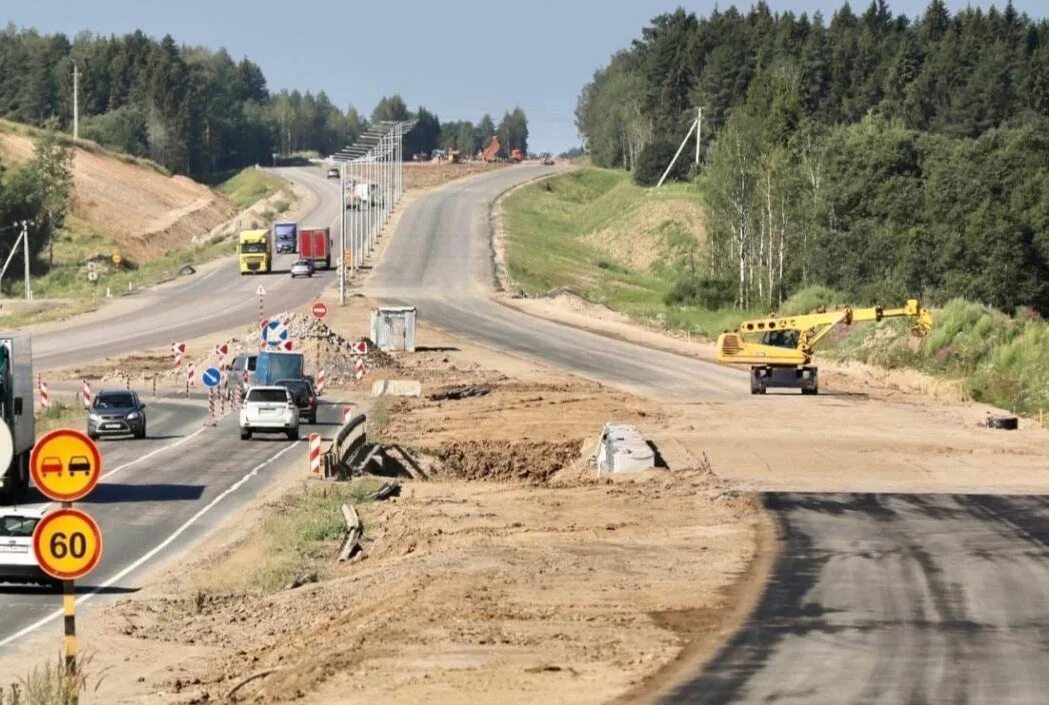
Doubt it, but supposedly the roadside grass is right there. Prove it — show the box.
[35,400,84,438]
[1,651,105,705]
[215,167,289,209]
[192,478,386,597]
[502,167,748,338]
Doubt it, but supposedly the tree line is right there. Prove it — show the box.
[577,2,1049,315]
[0,25,528,178]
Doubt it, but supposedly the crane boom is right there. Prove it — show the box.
[716,299,932,395]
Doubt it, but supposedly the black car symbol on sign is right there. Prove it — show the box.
[40,456,64,476]
[68,455,92,476]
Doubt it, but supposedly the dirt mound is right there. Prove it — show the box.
[435,438,584,483]
[0,122,235,261]
[404,161,508,192]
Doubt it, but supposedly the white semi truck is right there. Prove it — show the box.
[0,333,34,503]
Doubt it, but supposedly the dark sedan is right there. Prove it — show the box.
[87,389,147,439]
[274,378,317,424]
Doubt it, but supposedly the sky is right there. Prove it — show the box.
[4,0,1048,153]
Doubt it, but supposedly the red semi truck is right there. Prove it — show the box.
[298,227,331,269]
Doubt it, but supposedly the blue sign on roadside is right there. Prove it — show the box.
[201,367,222,388]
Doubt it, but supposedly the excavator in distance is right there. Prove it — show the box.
[716,299,933,395]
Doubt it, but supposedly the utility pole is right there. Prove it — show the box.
[72,63,79,141]
[22,221,31,302]
[696,107,702,166]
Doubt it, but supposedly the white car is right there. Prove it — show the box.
[240,386,299,440]
[0,507,53,589]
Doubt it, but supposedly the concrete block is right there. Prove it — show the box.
[372,379,422,397]
[595,423,656,476]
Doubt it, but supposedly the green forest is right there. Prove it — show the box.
[575,1,1049,315]
[0,25,529,179]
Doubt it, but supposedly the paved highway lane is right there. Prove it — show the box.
[0,389,344,665]
[33,167,345,370]
[367,164,744,401]
[661,493,1049,705]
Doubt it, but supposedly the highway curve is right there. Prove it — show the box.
[365,165,1049,703]
[32,167,344,370]
[368,165,744,401]
[660,493,1049,705]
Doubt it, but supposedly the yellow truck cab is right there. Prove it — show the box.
[239,229,272,274]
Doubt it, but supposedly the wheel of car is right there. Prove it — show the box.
[240,429,251,441]
[87,431,99,441]
[135,425,146,439]
[286,429,298,441]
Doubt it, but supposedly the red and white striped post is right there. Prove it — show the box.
[342,405,353,424]
[81,379,93,409]
[38,375,49,410]
[308,433,321,475]
[315,367,326,395]
[186,361,195,398]
[354,357,366,383]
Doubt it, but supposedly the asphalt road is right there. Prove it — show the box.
[0,167,351,665]
[32,167,345,370]
[367,165,744,401]
[365,165,1049,703]
[660,493,1049,705]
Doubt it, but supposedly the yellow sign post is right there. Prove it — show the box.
[30,428,103,702]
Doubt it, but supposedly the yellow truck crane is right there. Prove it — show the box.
[716,299,933,395]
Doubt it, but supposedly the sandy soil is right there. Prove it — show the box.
[2,292,766,705]
[0,127,235,262]
[403,162,508,191]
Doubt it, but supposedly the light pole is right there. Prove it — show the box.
[339,160,347,305]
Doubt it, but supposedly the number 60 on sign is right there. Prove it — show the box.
[32,509,103,580]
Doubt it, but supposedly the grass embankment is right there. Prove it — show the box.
[502,167,745,337]
[214,167,288,209]
[2,166,289,328]
[504,169,1048,418]
[190,478,385,596]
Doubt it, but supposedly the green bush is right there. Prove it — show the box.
[633,140,689,187]
[664,277,735,308]
[778,285,849,316]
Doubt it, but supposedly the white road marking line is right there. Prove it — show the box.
[35,427,208,512]
[0,440,301,651]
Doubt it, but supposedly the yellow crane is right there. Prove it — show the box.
[716,299,933,395]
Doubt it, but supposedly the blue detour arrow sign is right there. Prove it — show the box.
[201,367,222,388]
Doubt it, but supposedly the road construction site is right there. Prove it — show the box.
[3,161,1049,705]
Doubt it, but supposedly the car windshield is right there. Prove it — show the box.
[240,243,268,253]
[0,516,37,537]
[294,260,310,267]
[95,393,134,408]
[247,389,288,403]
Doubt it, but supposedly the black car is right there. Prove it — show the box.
[87,389,147,439]
[275,378,317,424]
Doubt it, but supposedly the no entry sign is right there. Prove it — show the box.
[312,302,328,319]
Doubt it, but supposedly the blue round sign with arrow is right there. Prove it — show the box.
[261,319,289,348]
[201,367,222,388]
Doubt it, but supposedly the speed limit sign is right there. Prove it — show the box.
[32,508,103,580]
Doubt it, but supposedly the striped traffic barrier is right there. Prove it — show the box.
[316,367,326,395]
[308,433,321,475]
[354,357,366,382]
[38,375,49,410]
[82,379,93,408]
[342,405,353,424]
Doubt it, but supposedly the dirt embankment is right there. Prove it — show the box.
[0,127,235,262]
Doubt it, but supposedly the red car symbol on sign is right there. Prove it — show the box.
[351,341,367,355]
[40,457,63,476]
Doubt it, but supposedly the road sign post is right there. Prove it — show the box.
[256,284,266,324]
[30,429,103,700]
